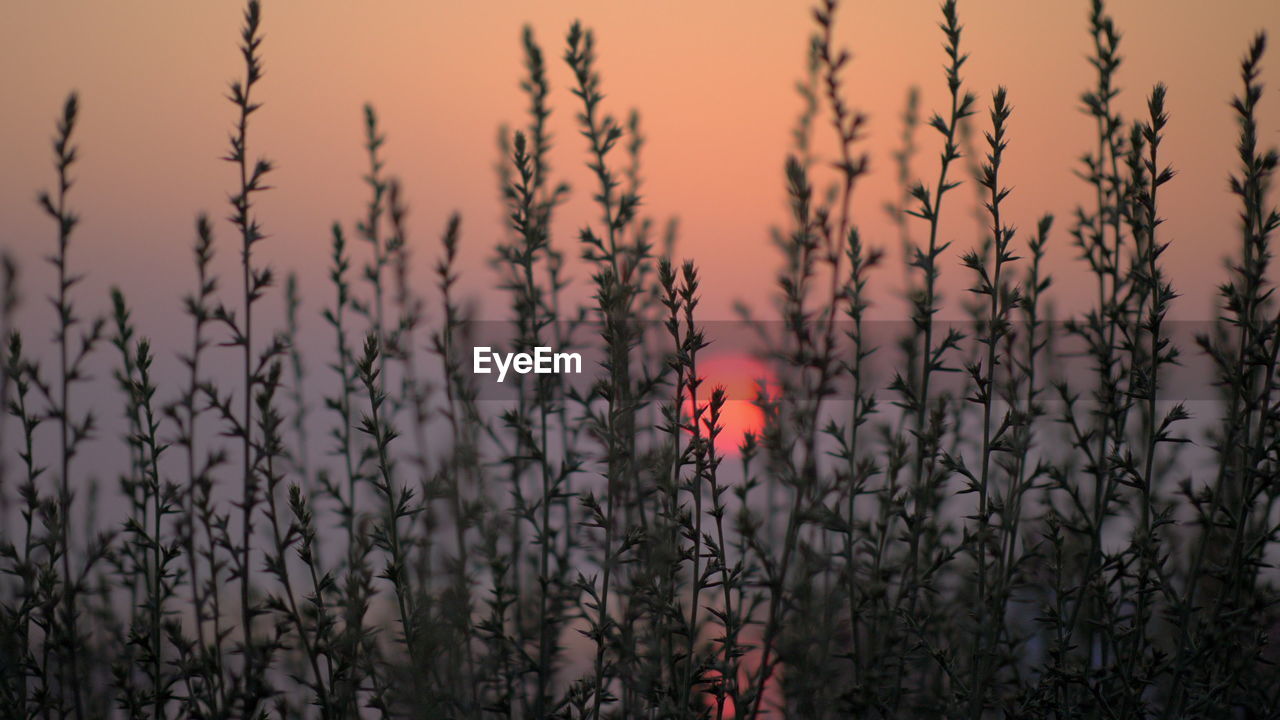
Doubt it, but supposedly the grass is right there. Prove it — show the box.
[2,0,1280,718]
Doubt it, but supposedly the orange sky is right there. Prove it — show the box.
[2,0,1278,348]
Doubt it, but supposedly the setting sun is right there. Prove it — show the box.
[688,353,775,455]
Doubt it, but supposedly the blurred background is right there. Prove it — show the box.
[4,1,1278,326]
[2,1,1279,463]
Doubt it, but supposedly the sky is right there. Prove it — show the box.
[2,0,1278,362]
[1,4,1277,706]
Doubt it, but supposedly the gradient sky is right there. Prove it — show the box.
[3,0,1279,352]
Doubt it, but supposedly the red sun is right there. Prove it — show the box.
[699,633,784,718]
[683,353,775,456]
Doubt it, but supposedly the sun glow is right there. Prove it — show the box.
[686,353,775,456]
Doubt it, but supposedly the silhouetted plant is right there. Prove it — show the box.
[2,1,1279,719]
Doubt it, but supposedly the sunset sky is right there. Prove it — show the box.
[5,6,1280,715]
[3,1,1278,350]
